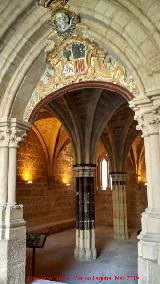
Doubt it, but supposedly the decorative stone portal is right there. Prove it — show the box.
[74,165,96,261]
[110,172,128,240]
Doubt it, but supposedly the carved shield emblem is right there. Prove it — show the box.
[63,42,86,77]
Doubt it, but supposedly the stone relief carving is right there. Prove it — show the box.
[24,35,138,121]
[24,0,139,121]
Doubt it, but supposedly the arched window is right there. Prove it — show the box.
[96,153,110,190]
[101,159,108,190]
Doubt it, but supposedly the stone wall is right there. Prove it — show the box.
[126,159,147,230]
[95,189,113,227]
[16,129,76,234]
[52,143,75,191]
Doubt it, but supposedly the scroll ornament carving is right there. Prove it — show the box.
[24,33,138,121]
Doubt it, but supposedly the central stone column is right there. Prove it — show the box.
[0,118,30,284]
[74,165,96,261]
[110,172,128,240]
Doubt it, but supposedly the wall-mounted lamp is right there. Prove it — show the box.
[27,181,32,184]
[137,175,141,182]
[66,183,70,187]
[144,182,147,186]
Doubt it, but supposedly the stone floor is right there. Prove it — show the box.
[26,226,138,284]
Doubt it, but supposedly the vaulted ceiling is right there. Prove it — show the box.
[0,0,160,119]
[47,87,125,164]
[29,86,141,171]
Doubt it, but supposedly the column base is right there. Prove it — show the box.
[113,229,128,240]
[74,247,97,261]
[0,204,26,284]
[138,256,160,284]
[137,209,160,284]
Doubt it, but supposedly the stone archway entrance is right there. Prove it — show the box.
[0,78,160,284]
[0,0,160,281]
[27,81,134,261]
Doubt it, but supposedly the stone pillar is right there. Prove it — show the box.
[74,165,97,261]
[130,100,160,284]
[0,118,30,284]
[0,131,9,204]
[110,172,128,240]
[8,131,23,205]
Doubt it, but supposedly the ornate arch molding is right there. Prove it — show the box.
[28,81,133,123]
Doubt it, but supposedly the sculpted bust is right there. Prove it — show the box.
[55,10,72,32]
[54,9,78,36]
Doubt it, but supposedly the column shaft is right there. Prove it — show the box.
[143,136,153,209]
[149,133,160,210]
[8,146,17,204]
[0,147,9,204]
[111,172,128,240]
[74,165,96,261]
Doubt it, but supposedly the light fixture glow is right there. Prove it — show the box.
[22,168,32,182]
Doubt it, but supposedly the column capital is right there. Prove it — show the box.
[0,203,23,209]
[0,118,31,147]
[74,164,96,177]
[129,96,160,137]
[110,172,127,185]
[135,111,160,137]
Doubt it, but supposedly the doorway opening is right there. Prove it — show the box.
[17,82,146,282]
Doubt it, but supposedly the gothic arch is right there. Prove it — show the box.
[29,81,133,123]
